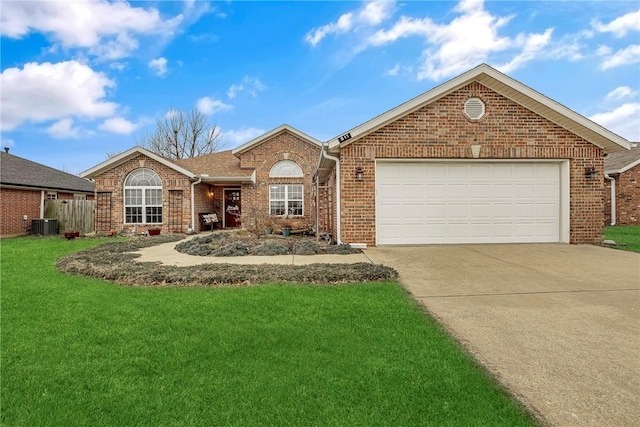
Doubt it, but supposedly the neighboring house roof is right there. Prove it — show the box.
[80,146,196,179]
[605,143,640,174]
[327,63,631,154]
[232,124,322,155]
[175,150,254,183]
[0,152,94,193]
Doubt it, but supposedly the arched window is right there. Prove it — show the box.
[269,160,303,177]
[124,168,163,224]
[268,160,304,216]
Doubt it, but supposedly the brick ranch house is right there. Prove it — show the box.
[80,125,321,235]
[81,64,631,246]
[1,150,95,237]
[604,143,640,225]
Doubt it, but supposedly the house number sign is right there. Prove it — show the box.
[338,132,352,143]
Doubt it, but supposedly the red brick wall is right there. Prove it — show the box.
[605,166,640,225]
[93,154,192,233]
[237,130,321,232]
[0,188,41,236]
[339,82,604,246]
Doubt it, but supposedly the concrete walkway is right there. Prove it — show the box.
[135,238,373,266]
[365,244,640,427]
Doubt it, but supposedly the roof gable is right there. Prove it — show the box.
[231,124,322,155]
[328,63,630,154]
[80,146,195,179]
[605,144,640,174]
[1,152,94,193]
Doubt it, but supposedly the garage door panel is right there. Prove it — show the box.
[377,162,561,244]
[425,183,447,197]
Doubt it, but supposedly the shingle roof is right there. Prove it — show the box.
[1,152,94,193]
[174,150,251,177]
[605,144,640,174]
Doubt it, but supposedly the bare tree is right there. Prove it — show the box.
[134,108,222,160]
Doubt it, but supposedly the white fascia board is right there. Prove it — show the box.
[80,146,196,178]
[199,176,254,183]
[232,124,322,155]
[327,63,631,153]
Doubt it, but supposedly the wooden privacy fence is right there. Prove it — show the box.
[44,200,95,234]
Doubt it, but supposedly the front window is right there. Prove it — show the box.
[124,168,162,224]
[270,184,303,216]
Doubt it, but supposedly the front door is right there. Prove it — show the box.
[224,189,241,228]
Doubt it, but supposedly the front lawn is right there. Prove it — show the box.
[1,237,536,426]
[605,225,640,253]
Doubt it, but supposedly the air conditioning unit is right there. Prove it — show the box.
[31,218,58,235]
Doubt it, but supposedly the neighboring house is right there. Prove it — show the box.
[604,143,640,225]
[80,125,321,234]
[80,64,631,245]
[317,64,630,246]
[0,150,95,237]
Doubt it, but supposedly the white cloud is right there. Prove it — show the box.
[600,44,640,69]
[385,63,400,76]
[47,118,82,139]
[196,97,232,115]
[148,57,168,77]
[0,60,117,131]
[590,103,640,142]
[305,0,395,46]
[605,86,636,102]
[498,29,554,74]
[0,0,183,60]
[227,83,244,99]
[592,10,640,38]
[365,0,555,80]
[226,76,266,99]
[98,117,138,135]
[221,127,266,147]
[109,62,128,71]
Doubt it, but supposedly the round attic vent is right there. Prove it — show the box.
[464,97,485,120]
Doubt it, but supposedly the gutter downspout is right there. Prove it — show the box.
[605,173,616,226]
[320,147,341,244]
[40,190,45,217]
[190,178,202,232]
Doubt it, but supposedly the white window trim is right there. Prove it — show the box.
[124,169,163,224]
[269,184,304,216]
[269,160,303,177]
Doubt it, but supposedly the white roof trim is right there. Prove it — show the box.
[80,146,196,179]
[327,63,630,154]
[199,175,255,183]
[606,158,640,175]
[232,124,322,155]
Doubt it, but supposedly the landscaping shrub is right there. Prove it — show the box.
[326,243,361,255]
[214,242,249,257]
[252,241,290,256]
[293,240,322,255]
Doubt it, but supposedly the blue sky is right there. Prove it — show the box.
[1,0,639,175]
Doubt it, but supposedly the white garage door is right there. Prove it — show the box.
[376,162,561,245]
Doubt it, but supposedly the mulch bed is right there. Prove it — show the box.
[56,234,398,287]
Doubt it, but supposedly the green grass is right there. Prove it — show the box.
[605,225,640,253]
[1,237,536,426]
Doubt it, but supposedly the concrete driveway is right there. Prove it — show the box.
[365,244,640,427]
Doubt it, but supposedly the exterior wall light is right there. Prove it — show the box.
[355,166,364,181]
[585,167,598,178]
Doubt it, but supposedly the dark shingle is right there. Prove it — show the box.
[605,144,640,173]
[0,152,94,193]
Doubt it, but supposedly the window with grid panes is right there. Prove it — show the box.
[269,184,303,216]
[124,168,163,224]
